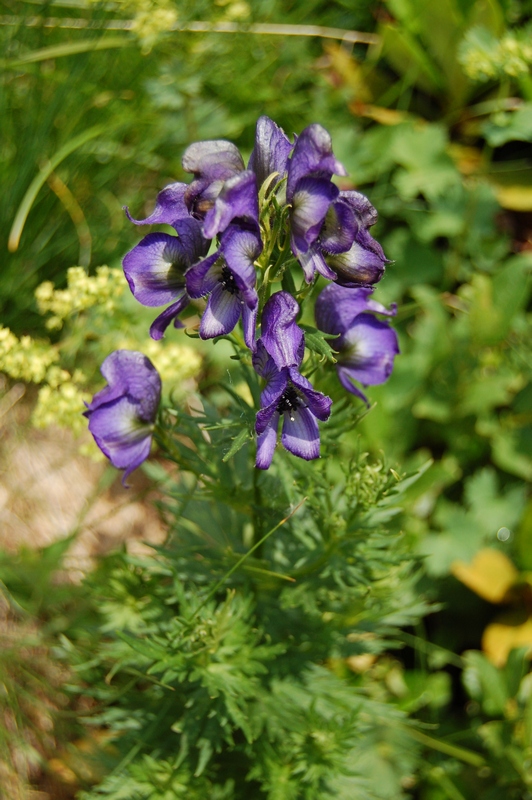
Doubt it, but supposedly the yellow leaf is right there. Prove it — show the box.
[492,184,532,211]
[451,548,518,603]
[482,614,532,666]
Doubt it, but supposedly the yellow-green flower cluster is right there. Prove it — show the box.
[33,380,91,437]
[459,26,532,82]
[0,326,58,383]
[35,266,125,330]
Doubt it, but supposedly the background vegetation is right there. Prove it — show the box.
[1,0,531,797]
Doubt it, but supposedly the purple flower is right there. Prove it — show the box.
[123,217,210,340]
[84,350,161,484]
[322,191,387,287]
[315,284,399,403]
[186,224,262,349]
[182,139,245,219]
[286,124,347,282]
[253,292,332,468]
[286,124,387,285]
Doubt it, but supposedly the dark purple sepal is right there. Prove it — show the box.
[281,406,321,461]
[320,199,357,255]
[199,283,242,340]
[339,190,378,228]
[203,171,259,239]
[260,292,304,370]
[326,231,387,287]
[287,123,347,202]
[288,368,332,421]
[220,225,261,309]
[185,251,221,299]
[149,294,190,340]
[315,284,396,336]
[290,177,339,254]
[124,182,188,229]
[296,245,338,284]
[256,413,280,469]
[337,315,399,386]
[123,232,189,307]
[248,115,293,186]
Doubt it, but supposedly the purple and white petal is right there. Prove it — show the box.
[182,139,245,182]
[242,303,258,351]
[96,351,161,416]
[123,233,188,307]
[203,171,259,239]
[281,406,320,461]
[290,177,339,254]
[338,315,399,385]
[124,182,188,229]
[260,292,304,370]
[248,115,293,186]
[287,124,346,202]
[256,413,280,469]
[220,226,261,309]
[199,284,241,339]
[149,295,190,340]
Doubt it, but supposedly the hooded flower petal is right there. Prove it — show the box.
[315,284,396,336]
[260,292,304,370]
[248,115,293,186]
[182,139,245,182]
[287,123,346,202]
[84,350,161,484]
[203,171,259,239]
[182,140,245,219]
[124,182,188,229]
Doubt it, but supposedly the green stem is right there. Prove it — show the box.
[190,498,306,620]
[404,726,486,767]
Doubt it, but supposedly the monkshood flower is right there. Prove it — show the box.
[253,292,332,468]
[286,125,387,286]
[186,223,262,349]
[123,217,210,340]
[315,283,399,403]
[83,350,161,484]
[182,115,292,239]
